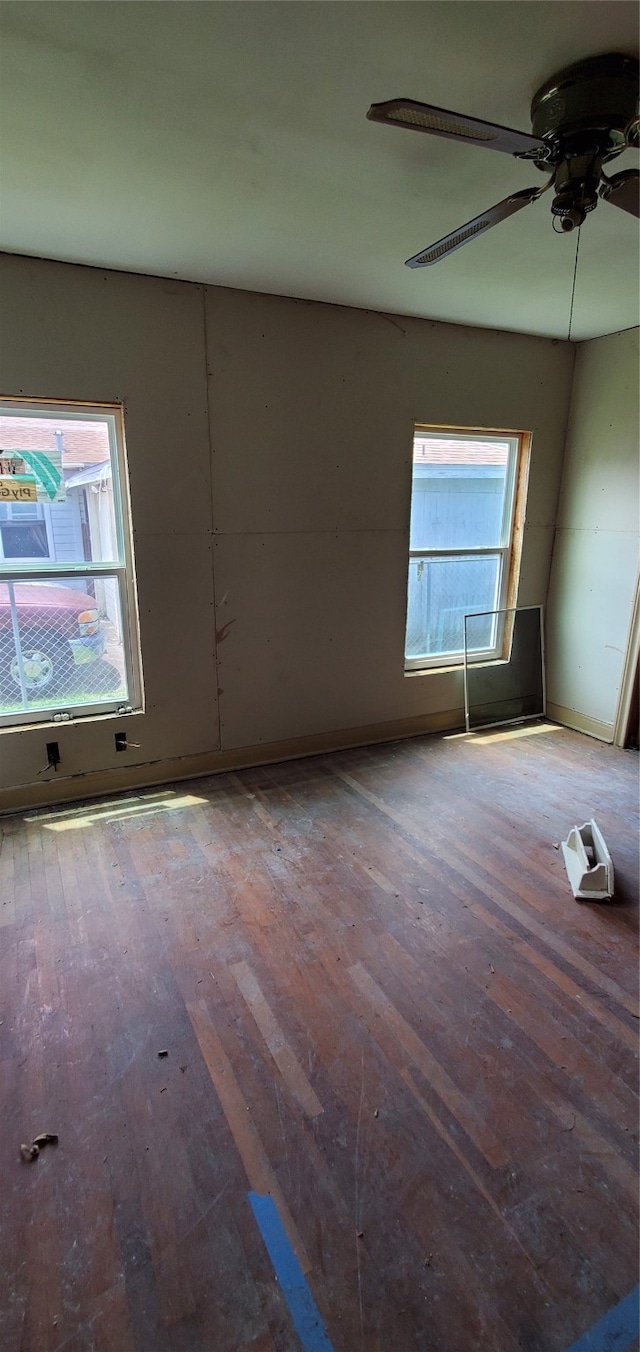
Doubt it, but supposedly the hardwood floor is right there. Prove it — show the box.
[1,722,638,1352]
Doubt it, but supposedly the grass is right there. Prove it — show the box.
[0,680,128,717]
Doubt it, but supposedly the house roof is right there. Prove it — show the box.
[414,437,508,466]
[65,461,112,488]
[0,417,110,468]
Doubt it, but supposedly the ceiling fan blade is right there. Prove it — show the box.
[406,188,541,268]
[599,169,640,218]
[367,99,545,157]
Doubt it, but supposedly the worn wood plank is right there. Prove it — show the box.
[186,997,312,1275]
[230,960,324,1119]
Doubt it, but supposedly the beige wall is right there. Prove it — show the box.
[546,327,640,740]
[0,253,574,807]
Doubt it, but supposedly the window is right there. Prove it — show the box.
[0,401,142,727]
[405,426,529,670]
[0,501,52,561]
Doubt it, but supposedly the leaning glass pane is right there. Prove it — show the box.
[405,554,501,660]
[0,411,120,565]
[0,575,128,714]
[464,606,545,731]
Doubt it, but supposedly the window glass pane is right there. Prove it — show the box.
[405,554,501,660]
[0,575,129,714]
[1,515,50,559]
[0,413,120,565]
[0,501,43,520]
[410,435,511,550]
[464,607,544,730]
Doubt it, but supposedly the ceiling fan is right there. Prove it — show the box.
[367,53,639,267]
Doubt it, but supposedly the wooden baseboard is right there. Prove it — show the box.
[546,702,614,744]
[0,707,465,815]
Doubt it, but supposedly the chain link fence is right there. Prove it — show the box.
[0,577,128,716]
[405,554,499,660]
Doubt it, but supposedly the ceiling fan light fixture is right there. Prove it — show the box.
[557,207,586,232]
[550,154,602,229]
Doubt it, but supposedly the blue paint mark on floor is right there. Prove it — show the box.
[566,1286,640,1352]
[248,1191,335,1352]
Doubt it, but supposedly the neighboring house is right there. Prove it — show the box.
[0,416,120,636]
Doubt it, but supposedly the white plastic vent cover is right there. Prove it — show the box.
[561,819,614,901]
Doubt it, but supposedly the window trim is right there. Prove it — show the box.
[0,398,143,729]
[405,425,531,673]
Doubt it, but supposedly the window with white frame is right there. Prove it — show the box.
[0,500,53,562]
[405,426,528,670]
[0,400,142,727]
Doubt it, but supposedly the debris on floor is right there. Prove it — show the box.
[20,1132,58,1163]
[158,1049,169,1058]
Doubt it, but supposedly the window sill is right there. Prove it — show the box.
[405,657,509,678]
[0,703,143,735]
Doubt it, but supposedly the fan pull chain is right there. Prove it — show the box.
[567,227,581,341]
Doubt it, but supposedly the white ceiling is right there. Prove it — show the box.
[0,1,638,340]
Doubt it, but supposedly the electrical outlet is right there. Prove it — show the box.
[46,741,60,769]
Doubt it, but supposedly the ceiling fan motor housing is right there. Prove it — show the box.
[531,53,639,156]
[531,54,639,230]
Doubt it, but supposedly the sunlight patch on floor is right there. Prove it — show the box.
[444,720,561,745]
[25,789,208,831]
